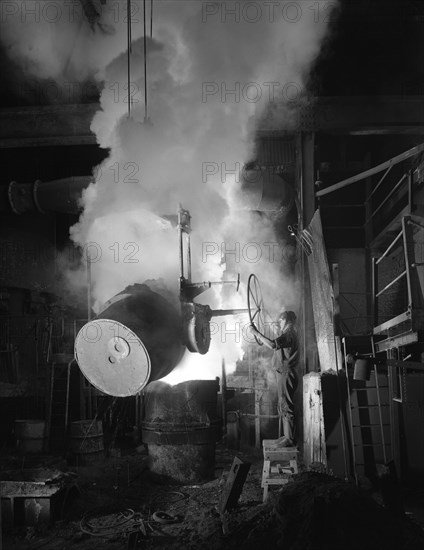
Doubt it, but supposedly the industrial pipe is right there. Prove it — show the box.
[4,176,92,214]
[238,170,294,212]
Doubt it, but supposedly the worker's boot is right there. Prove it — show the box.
[281,417,295,447]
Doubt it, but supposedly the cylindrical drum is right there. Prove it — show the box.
[69,420,104,465]
[74,284,185,397]
[239,171,294,212]
[141,380,220,483]
[15,420,46,453]
[353,358,370,381]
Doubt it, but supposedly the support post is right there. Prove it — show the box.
[255,389,262,449]
[402,217,413,309]
[303,372,326,468]
[371,257,377,327]
[297,131,316,375]
[387,351,400,475]
[221,358,227,435]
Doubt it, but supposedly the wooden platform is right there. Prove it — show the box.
[261,439,299,501]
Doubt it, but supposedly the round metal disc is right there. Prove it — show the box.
[74,319,151,397]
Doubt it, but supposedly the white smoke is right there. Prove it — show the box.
[0,1,139,82]
[1,1,338,381]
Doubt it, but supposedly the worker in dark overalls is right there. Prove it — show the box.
[251,310,299,447]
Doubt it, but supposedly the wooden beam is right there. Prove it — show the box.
[218,457,251,513]
[303,372,327,468]
[0,136,97,148]
[0,104,99,149]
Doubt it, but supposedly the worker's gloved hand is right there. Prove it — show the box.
[346,353,355,365]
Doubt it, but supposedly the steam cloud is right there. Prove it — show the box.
[1,1,337,381]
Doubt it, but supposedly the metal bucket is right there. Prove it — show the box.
[74,284,185,397]
[353,358,371,381]
[141,380,220,483]
[15,420,46,453]
[69,420,104,465]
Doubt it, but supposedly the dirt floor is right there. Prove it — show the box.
[2,444,424,550]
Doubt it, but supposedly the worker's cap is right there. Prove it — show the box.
[278,310,296,323]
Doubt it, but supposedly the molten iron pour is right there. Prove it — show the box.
[74,206,248,396]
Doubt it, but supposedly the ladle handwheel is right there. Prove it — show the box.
[247,273,267,346]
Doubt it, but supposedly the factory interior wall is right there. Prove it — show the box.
[397,373,424,483]
[327,248,368,336]
[0,214,57,292]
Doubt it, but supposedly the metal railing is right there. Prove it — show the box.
[372,216,424,334]
[316,142,424,243]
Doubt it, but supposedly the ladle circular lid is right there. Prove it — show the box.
[74,319,151,397]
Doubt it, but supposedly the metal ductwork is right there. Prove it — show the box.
[239,169,295,212]
[4,176,92,215]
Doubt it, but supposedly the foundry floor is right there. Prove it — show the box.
[1,444,267,550]
[1,444,424,550]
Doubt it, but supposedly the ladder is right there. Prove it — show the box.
[343,336,391,485]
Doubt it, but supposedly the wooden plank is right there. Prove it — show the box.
[332,264,340,335]
[218,457,251,513]
[303,372,327,467]
[307,210,342,372]
[262,478,290,486]
[263,449,299,462]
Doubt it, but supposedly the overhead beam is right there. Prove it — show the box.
[258,96,424,135]
[301,96,424,133]
[0,103,99,149]
[0,136,97,148]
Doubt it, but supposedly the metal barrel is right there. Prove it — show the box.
[353,358,370,381]
[69,420,104,465]
[74,284,185,397]
[15,420,47,454]
[141,380,220,483]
